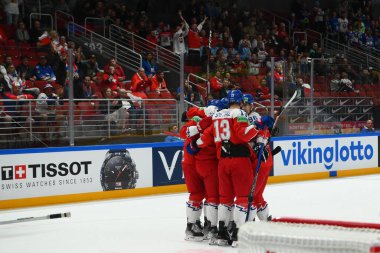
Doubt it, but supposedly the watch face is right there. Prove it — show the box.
[101,154,137,191]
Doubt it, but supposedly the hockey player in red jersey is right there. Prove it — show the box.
[180,105,218,242]
[242,93,275,221]
[196,90,272,246]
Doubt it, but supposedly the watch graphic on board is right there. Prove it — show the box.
[100,149,139,191]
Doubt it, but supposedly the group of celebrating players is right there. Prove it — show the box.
[180,89,278,247]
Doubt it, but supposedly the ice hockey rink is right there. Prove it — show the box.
[1,174,380,253]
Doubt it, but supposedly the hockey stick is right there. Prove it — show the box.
[0,212,71,225]
[246,140,265,222]
[271,90,298,135]
[245,92,298,222]
[253,102,269,113]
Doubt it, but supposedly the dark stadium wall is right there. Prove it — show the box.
[143,0,340,25]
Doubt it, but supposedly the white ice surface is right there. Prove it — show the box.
[1,174,380,253]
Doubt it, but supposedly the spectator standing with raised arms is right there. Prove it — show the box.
[187,15,208,66]
[173,11,189,55]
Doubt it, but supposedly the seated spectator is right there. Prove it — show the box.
[274,63,285,84]
[101,65,122,91]
[240,41,252,61]
[99,88,123,130]
[5,64,19,86]
[164,125,182,142]
[359,68,374,84]
[80,54,101,82]
[230,54,247,75]
[131,67,149,99]
[177,80,193,101]
[17,56,36,81]
[369,67,380,84]
[35,83,65,140]
[104,58,126,82]
[247,54,261,76]
[289,78,307,100]
[55,36,68,60]
[2,81,34,129]
[78,75,98,99]
[15,21,30,42]
[1,55,14,75]
[35,56,56,83]
[29,20,43,44]
[337,72,359,94]
[330,73,341,92]
[201,54,217,73]
[215,54,228,73]
[210,71,223,95]
[142,52,157,78]
[150,70,169,95]
[309,43,322,58]
[188,91,204,107]
[116,88,145,133]
[255,41,268,64]
[361,120,375,133]
[146,30,158,46]
[218,78,232,99]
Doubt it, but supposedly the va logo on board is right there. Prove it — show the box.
[152,146,184,186]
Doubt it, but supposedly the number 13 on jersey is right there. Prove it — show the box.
[214,119,231,142]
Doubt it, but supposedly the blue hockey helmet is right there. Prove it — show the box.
[227,89,243,104]
[219,97,229,110]
[208,99,220,107]
[243,93,254,105]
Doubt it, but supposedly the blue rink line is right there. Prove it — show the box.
[0,141,185,155]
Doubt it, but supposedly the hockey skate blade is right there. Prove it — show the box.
[208,237,218,245]
[217,239,229,246]
[185,235,203,242]
[231,241,238,248]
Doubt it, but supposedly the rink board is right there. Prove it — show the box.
[1,133,379,209]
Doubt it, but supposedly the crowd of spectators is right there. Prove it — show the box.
[0,24,172,140]
[0,0,378,143]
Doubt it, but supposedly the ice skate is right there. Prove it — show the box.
[203,217,211,240]
[207,226,218,245]
[185,222,204,242]
[216,221,230,246]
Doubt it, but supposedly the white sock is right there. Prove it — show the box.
[257,203,269,221]
[186,201,202,223]
[218,204,232,224]
[205,202,218,226]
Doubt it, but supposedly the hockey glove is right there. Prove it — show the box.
[252,143,269,161]
[270,126,280,136]
[186,139,200,155]
[254,115,274,130]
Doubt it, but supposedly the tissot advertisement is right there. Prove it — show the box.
[0,148,152,200]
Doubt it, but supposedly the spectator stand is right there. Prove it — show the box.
[66,22,142,73]
[186,73,208,107]
[108,24,182,94]
[29,13,53,32]
[0,97,178,149]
